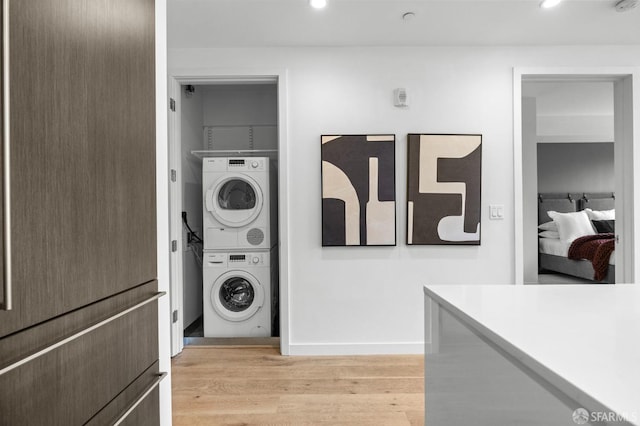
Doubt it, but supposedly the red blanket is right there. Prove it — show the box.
[568,233,615,281]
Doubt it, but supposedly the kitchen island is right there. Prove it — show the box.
[424,285,640,426]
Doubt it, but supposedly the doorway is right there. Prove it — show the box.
[167,72,290,356]
[525,81,615,284]
[513,68,640,286]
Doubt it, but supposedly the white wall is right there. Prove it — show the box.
[537,115,614,142]
[168,45,640,355]
[201,84,278,151]
[202,84,277,126]
[523,81,614,143]
[154,0,172,423]
[522,97,538,284]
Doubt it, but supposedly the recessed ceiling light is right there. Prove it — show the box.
[402,12,416,21]
[540,0,562,8]
[309,0,327,9]
[615,0,638,12]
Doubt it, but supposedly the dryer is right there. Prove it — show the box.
[202,157,276,251]
[202,251,271,337]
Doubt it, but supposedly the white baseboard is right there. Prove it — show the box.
[287,341,428,356]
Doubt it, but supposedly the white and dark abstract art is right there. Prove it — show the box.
[407,134,482,245]
[321,134,396,246]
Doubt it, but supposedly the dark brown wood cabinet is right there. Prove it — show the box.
[0,0,159,423]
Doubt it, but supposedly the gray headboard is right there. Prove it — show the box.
[582,192,616,212]
[538,193,580,224]
[538,192,615,225]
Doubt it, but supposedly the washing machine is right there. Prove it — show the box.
[202,250,272,337]
[202,157,276,251]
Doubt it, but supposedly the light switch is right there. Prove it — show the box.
[490,204,505,220]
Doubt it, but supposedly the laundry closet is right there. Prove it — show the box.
[178,83,279,341]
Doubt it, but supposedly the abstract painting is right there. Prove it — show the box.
[407,134,482,245]
[321,134,396,246]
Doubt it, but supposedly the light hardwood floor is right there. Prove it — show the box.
[172,346,424,425]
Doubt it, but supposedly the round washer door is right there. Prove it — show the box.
[211,270,265,322]
[205,173,264,228]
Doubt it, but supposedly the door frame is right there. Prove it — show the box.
[513,67,640,285]
[167,69,290,355]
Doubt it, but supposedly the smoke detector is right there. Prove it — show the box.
[615,0,638,12]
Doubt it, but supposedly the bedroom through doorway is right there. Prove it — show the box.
[514,69,638,286]
[525,81,615,284]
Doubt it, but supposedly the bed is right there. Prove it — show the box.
[538,192,615,283]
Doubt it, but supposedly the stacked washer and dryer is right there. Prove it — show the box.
[201,157,278,337]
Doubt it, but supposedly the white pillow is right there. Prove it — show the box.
[538,230,560,239]
[547,210,596,242]
[584,208,615,221]
[537,221,558,232]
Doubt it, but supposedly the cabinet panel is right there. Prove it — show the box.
[86,361,161,426]
[0,0,158,422]
[119,388,161,426]
[0,280,157,367]
[86,0,157,294]
[0,284,159,425]
[0,0,156,337]
[119,387,161,426]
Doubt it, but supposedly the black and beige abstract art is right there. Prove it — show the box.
[321,135,396,246]
[407,134,482,245]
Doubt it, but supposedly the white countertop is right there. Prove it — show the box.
[424,284,640,425]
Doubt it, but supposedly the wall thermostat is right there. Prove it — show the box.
[394,88,408,108]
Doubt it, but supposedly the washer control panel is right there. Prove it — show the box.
[227,158,266,171]
[202,156,269,173]
[205,252,268,267]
